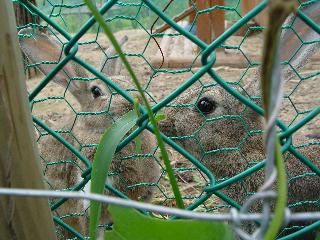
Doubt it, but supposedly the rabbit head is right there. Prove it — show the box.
[19,26,160,188]
[19,28,134,133]
[159,83,265,173]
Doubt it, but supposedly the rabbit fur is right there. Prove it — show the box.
[19,28,160,238]
[159,4,320,239]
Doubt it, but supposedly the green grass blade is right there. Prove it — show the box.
[90,110,138,240]
[84,0,185,209]
[133,98,142,153]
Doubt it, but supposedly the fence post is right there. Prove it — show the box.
[196,0,212,44]
[242,0,269,27]
[0,1,57,239]
[209,0,225,39]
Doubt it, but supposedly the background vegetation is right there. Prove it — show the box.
[35,0,242,33]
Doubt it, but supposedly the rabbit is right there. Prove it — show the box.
[19,28,160,239]
[159,3,319,239]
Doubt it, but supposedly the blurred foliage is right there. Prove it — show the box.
[34,0,241,33]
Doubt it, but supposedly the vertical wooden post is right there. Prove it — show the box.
[188,0,196,24]
[0,1,57,240]
[242,0,268,27]
[192,0,225,45]
[196,0,212,44]
[209,0,225,39]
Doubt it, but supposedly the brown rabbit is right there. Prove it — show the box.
[19,28,160,238]
[159,3,319,239]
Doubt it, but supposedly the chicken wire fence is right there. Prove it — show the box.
[12,0,320,239]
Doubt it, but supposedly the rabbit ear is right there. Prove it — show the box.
[279,2,320,79]
[243,3,319,94]
[19,28,88,104]
[100,35,128,76]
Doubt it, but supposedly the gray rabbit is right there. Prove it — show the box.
[19,28,160,238]
[159,3,319,239]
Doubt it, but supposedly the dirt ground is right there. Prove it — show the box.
[26,29,319,209]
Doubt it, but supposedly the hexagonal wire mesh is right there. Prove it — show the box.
[13,0,319,239]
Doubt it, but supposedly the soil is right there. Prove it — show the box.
[26,29,319,210]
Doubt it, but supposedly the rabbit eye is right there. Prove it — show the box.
[91,86,103,98]
[197,97,216,114]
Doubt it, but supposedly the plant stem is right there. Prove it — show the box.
[261,0,296,239]
[84,0,185,209]
[264,139,287,240]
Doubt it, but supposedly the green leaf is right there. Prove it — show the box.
[154,112,166,122]
[105,205,234,240]
[90,110,138,240]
